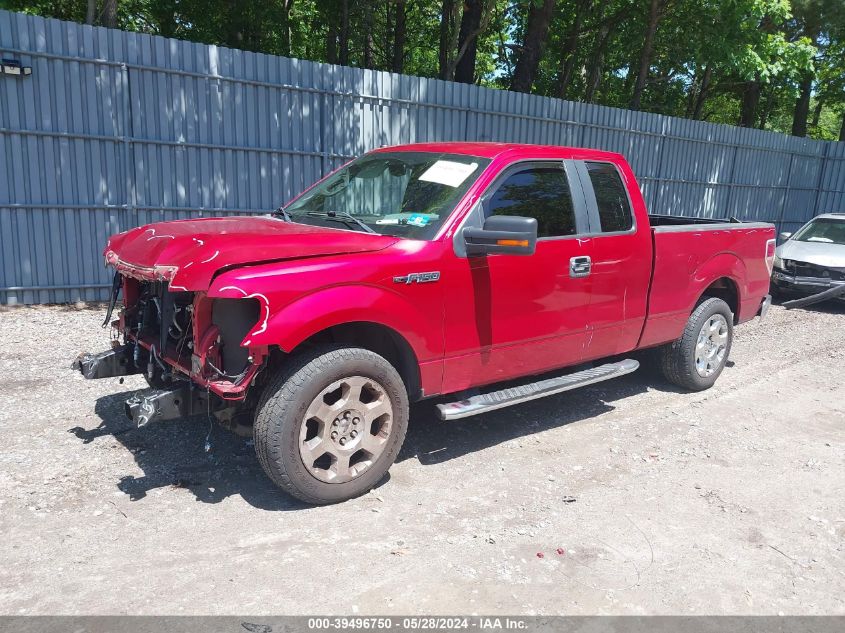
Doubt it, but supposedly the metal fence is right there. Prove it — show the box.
[1,9,844,304]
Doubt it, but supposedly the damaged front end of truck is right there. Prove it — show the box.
[74,263,270,434]
[72,215,398,437]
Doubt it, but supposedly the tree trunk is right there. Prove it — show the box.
[362,4,375,69]
[454,0,484,84]
[224,0,244,47]
[622,53,638,95]
[738,78,761,128]
[510,0,557,93]
[327,16,338,64]
[791,75,813,137]
[759,84,775,130]
[339,0,350,65]
[86,0,96,25]
[584,22,610,103]
[101,0,117,28]
[281,0,294,57]
[840,111,845,142]
[148,0,180,37]
[438,0,456,79]
[629,0,663,110]
[684,66,699,117]
[692,64,712,120]
[392,0,407,73]
[811,100,823,128]
[555,5,585,99]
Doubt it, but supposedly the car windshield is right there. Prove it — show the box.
[792,217,845,245]
[282,151,490,239]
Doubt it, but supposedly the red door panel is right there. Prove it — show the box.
[441,237,593,392]
[583,233,652,359]
[440,160,596,393]
[575,160,653,360]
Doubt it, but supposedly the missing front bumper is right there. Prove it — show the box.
[125,385,211,427]
[72,345,139,379]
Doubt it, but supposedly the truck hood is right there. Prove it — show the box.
[105,216,398,291]
[777,239,845,269]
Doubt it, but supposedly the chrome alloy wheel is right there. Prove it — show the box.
[695,314,729,377]
[298,376,394,483]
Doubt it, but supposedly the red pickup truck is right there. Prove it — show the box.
[75,143,775,504]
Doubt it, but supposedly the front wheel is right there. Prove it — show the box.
[253,346,409,504]
[659,297,733,391]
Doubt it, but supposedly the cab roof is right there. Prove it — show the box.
[370,141,624,162]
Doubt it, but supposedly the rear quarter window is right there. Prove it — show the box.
[586,162,633,233]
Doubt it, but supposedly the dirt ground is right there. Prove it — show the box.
[0,302,843,616]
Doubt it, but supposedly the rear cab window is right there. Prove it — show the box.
[584,161,634,234]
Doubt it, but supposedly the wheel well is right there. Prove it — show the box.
[700,277,739,324]
[289,322,422,400]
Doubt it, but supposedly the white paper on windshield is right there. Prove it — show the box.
[418,160,478,188]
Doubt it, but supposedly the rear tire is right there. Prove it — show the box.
[659,297,733,391]
[253,346,409,505]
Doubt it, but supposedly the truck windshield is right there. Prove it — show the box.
[792,218,845,245]
[282,152,490,239]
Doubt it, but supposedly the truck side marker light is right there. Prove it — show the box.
[497,239,529,247]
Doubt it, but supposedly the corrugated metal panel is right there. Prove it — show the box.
[1,9,844,304]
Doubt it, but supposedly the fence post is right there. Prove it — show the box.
[463,103,469,142]
[320,67,330,177]
[321,89,329,176]
[724,145,739,218]
[653,117,667,214]
[811,141,831,219]
[776,153,795,235]
[120,62,137,231]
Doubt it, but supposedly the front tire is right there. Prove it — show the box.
[253,346,409,505]
[659,297,733,391]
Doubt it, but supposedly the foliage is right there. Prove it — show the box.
[2,0,843,139]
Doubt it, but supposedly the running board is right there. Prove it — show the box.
[436,359,640,421]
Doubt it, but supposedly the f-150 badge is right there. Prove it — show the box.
[393,271,441,284]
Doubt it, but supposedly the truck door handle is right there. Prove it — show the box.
[570,256,591,278]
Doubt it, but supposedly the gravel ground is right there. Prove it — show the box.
[0,302,843,615]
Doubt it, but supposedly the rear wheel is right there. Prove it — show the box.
[253,346,409,504]
[659,297,733,391]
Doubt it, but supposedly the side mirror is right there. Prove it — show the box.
[779,232,792,242]
[463,215,538,257]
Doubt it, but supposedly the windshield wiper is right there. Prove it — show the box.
[272,205,292,222]
[306,211,376,234]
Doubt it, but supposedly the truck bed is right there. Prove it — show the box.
[648,213,742,227]
[638,218,775,348]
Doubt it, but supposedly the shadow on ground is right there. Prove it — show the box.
[69,392,306,511]
[399,367,678,467]
[67,364,685,511]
